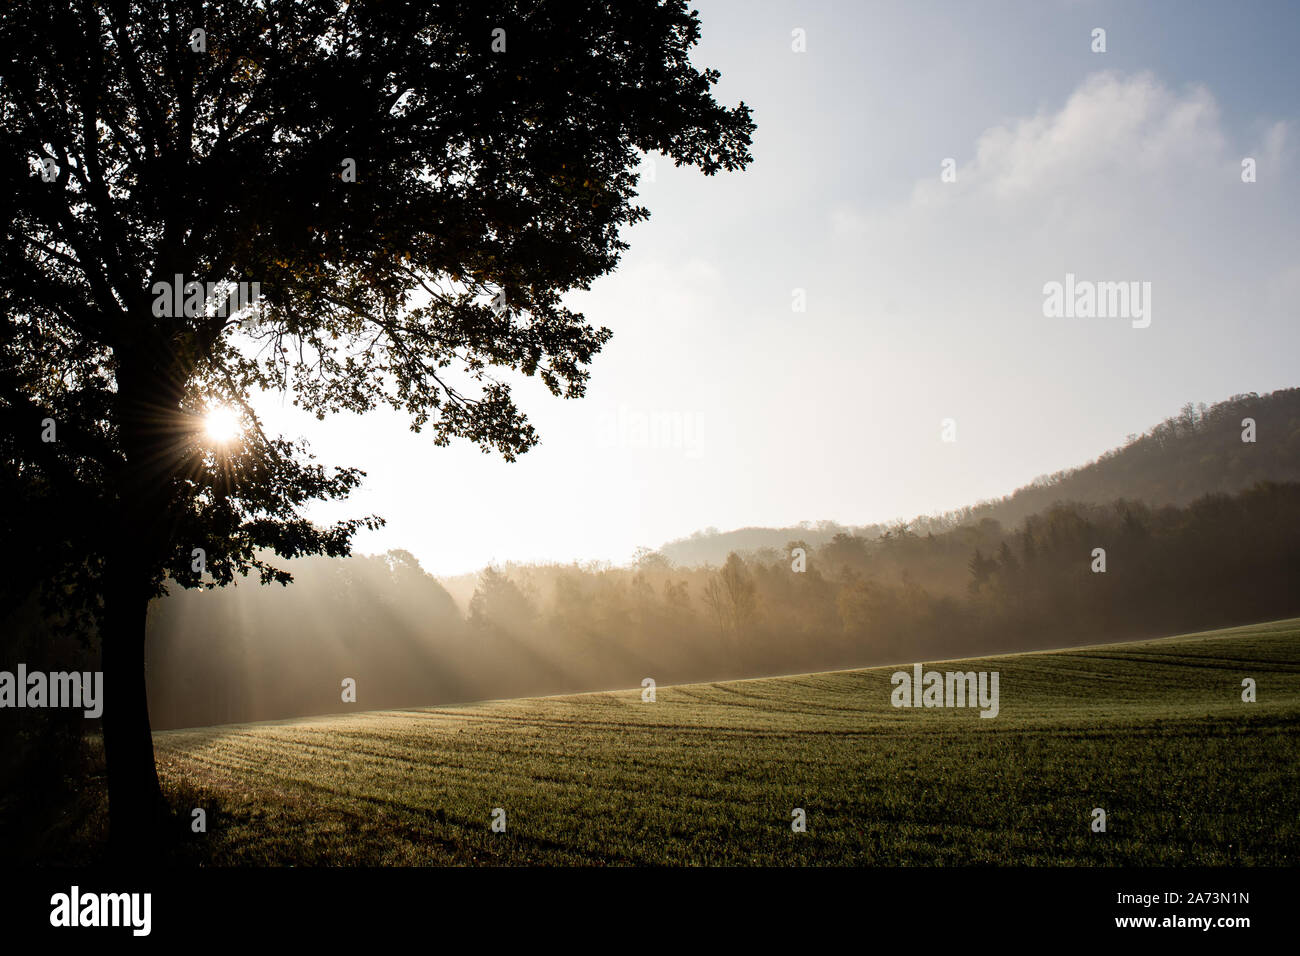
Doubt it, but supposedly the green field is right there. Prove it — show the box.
[152,619,1300,865]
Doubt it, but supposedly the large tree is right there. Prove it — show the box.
[0,0,752,851]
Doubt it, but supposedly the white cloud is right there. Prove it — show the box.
[911,72,1230,208]
[827,71,1296,334]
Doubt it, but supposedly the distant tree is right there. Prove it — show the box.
[469,566,535,634]
[967,548,996,595]
[718,552,757,635]
[632,547,673,574]
[0,0,753,848]
[664,579,692,615]
[701,574,727,639]
[821,532,869,570]
[995,541,1018,577]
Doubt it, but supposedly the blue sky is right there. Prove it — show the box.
[256,0,1300,576]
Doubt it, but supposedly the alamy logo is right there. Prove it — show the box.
[50,886,151,936]
[1042,273,1151,328]
[595,405,705,459]
[0,665,102,717]
[151,274,262,319]
[891,664,1000,718]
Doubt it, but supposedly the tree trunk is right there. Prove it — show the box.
[101,351,174,856]
[100,559,166,856]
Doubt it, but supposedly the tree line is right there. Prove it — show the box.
[124,478,1300,727]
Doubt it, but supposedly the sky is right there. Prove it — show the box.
[255,0,1300,577]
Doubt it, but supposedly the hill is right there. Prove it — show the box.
[660,389,1300,566]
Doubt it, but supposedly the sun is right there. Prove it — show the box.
[203,405,242,444]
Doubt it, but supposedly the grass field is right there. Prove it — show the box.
[151,618,1300,865]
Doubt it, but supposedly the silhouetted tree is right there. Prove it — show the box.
[0,0,752,849]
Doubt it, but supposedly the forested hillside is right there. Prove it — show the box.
[127,480,1300,728]
[661,389,1300,566]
